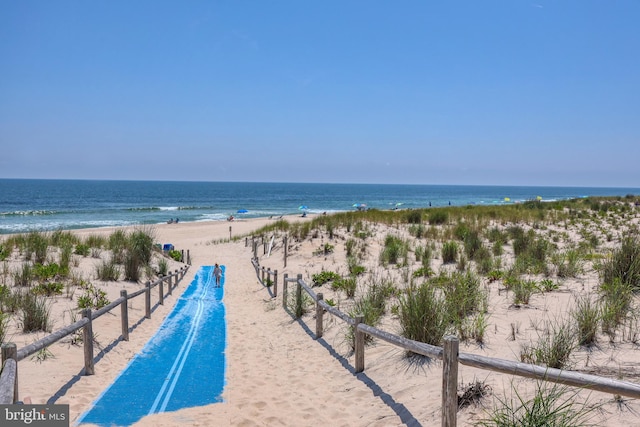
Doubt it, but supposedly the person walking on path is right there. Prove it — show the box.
[213,263,222,287]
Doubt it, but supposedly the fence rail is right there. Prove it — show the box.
[251,258,640,426]
[0,266,190,404]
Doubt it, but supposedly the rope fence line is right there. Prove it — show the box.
[251,256,640,426]
[0,266,190,404]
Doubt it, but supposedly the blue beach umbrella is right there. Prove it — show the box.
[237,209,248,214]
[298,205,308,211]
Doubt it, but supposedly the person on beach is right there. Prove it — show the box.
[213,263,222,287]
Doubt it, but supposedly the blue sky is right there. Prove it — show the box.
[1,1,639,187]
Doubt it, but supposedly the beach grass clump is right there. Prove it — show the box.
[0,287,24,313]
[428,210,448,225]
[398,282,450,347]
[435,271,486,320]
[379,234,409,266]
[20,292,51,333]
[0,311,9,343]
[107,230,127,263]
[13,262,34,287]
[405,210,422,224]
[520,319,575,369]
[599,278,634,340]
[478,381,598,427]
[346,281,390,348]
[122,228,156,282]
[26,231,49,264]
[474,246,495,275]
[414,244,432,266]
[347,256,366,276]
[408,223,426,238]
[96,258,120,281]
[85,234,107,249]
[510,279,538,306]
[572,294,600,347]
[157,258,169,276]
[463,229,484,261]
[50,229,79,248]
[552,248,585,278]
[74,243,90,257]
[332,276,357,298]
[599,235,640,290]
[442,241,459,264]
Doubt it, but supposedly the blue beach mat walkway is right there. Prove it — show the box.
[77,266,226,426]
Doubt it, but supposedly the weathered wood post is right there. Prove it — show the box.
[266,268,271,287]
[316,293,324,338]
[273,270,278,297]
[145,281,151,319]
[263,240,267,255]
[181,249,185,262]
[261,267,265,284]
[442,336,459,427]
[82,309,95,375]
[120,290,129,341]
[295,274,303,318]
[229,225,232,240]
[253,239,258,259]
[167,271,174,296]
[1,343,18,403]
[283,236,288,267]
[282,273,288,309]
[159,278,164,305]
[355,315,365,373]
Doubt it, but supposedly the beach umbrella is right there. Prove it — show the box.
[504,197,511,202]
[536,195,543,201]
[237,209,248,214]
[298,205,308,211]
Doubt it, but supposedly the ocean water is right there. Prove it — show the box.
[1,179,639,234]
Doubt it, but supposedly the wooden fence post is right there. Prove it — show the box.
[273,270,278,297]
[145,281,151,319]
[282,273,288,309]
[316,293,324,339]
[283,236,288,267]
[1,343,18,403]
[261,267,265,284]
[295,274,303,318]
[442,336,459,427]
[253,239,258,259]
[167,271,174,296]
[159,278,164,305]
[267,268,271,286]
[355,315,364,373]
[120,290,129,341]
[82,309,95,375]
[229,225,232,240]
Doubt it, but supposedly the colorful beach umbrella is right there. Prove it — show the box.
[298,205,308,211]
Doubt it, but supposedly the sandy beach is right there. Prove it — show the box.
[3,203,640,426]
